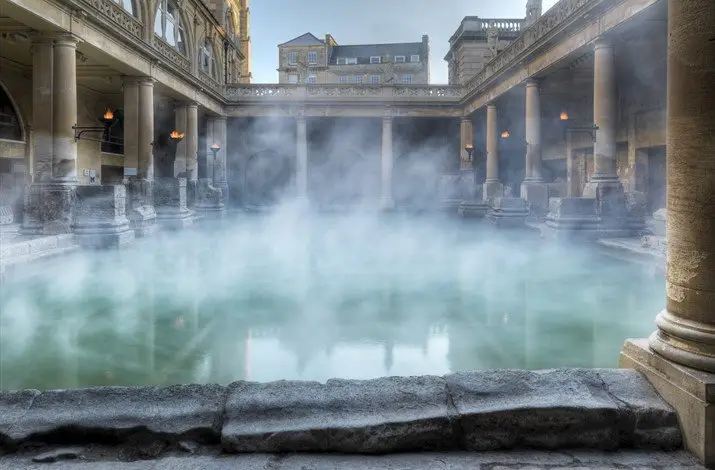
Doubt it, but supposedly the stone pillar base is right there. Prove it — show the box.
[545,197,601,239]
[379,197,395,212]
[154,177,193,230]
[214,181,229,207]
[520,180,549,217]
[487,197,530,228]
[195,179,226,221]
[458,200,489,219]
[20,183,76,235]
[186,179,197,210]
[73,184,135,249]
[620,338,715,467]
[483,180,503,201]
[125,178,157,237]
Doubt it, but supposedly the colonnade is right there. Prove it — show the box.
[22,32,229,235]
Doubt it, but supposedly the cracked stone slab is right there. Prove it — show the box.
[594,369,682,449]
[222,375,458,453]
[0,385,226,448]
[445,369,623,451]
[0,389,41,448]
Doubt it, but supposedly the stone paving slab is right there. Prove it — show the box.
[0,369,682,457]
[0,450,706,469]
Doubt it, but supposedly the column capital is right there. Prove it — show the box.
[51,33,82,48]
[594,38,614,51]
[122,76,155,86]
[487,102,497,110]
[28,32,55,46]
[461,115,472,123]
[176,100,198,109]
[525,78,540,88]
[212,115,228,122]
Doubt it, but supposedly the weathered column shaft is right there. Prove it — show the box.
[566,132,579,197]
[186,103,199,182]
[214,117,227,185]
[649,0,715,373]
[381,116,394,204]
[592,40,617,181]
[460,117,474,170]
[174,105,187,176]
[137,78,154,180]
[122,77,139,173]
[52,35,78,182]
[30,36,53,182]
[296,116,308,198]
[525,79,542,181]
[205,118,216,182]
[486,104,499,182]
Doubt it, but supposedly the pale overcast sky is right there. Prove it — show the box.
[249,0,560,84]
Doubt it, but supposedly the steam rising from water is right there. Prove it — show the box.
[0,210,663,391]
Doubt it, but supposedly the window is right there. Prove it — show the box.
[288,51,298,65]
[288,74,298,84]
[307,75,317,84]
[394,55,406,63]
[339,75,348,84]
[154,0,186,54]
[199,40,217,77]
[370,56,381,64]
[307,51,317,65]
[401,74,413,84]
[337,58,346,65]
[113,0,136,15]
[345,57,358,65]
[350,75,363,84]
[369,75,380,84]
[0,85,22,141]
[410,54,420,63]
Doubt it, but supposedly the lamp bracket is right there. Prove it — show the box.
[566,125,600,142]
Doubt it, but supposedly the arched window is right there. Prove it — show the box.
[0,85,22,141]
[113,0,136,16]
[199,40,217,77]
[154,0,186,54]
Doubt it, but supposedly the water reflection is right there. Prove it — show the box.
[0,214,664,390]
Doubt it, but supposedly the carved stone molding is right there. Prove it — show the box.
[81,0,143,39]
[152,36,191,72]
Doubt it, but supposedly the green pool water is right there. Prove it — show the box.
[0,213,664,391]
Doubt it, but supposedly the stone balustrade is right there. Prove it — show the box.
[224,84,464,104]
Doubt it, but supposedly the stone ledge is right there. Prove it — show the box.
[0,369,681,456]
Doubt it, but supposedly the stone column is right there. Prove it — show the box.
[213,116,229,203]
[566,131,579,197]
[649,0,715,374]
[52,34,79,183]
[205,118,215,183]
[174,104,187,177]
[483,103,502,200]
[380,114,394,209]
[295,114,308,200]
[30,35,53,182]
[185,102,199,208]
[459,116,474,170]
[122,77,139,175]
[137,78,155,182]
[520,79,548,214]
[620,2,715,466]
[583,40,620,197]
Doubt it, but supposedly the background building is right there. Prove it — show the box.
[277,33,430,85]
[444,0,541,85]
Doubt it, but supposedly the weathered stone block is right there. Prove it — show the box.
[545,197,600,232]
[194,179,225,221]
[520,181,549,216]
[41,184,75,235]
[73,185,134,249]
[154,177,193,230]
[486,197,530,228]
[483,180,503,200]
[0,385,226,448]
[0,206,13,225]
[446,369,621,451]
[221,376,458,453]
[458,200,489,219]
[125,178,158,237]
[648,207,667,237]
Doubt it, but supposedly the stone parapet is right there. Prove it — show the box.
[20,183,76,236]
[0,369,680,456]
[194,179,225,221]
[545,197,601,239]
[154,177,193,230]
[125,178,158,237]
[72,185,135,249]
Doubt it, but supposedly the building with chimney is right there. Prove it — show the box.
[277,33,430,85]
[445,0,542,85]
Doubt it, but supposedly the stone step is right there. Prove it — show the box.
[0,369,681,455]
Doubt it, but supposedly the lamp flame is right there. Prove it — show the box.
[210,143,221,151]
[501,130,510,138]
[103,109,114,120]
[560,111,569,121]
[170,130,185,141]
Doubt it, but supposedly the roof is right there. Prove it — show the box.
[279,33,324,47]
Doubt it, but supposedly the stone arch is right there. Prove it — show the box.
[113,0,139,19]
[244,149,293,207]
[152,0,193,58]
[0,79,26,142]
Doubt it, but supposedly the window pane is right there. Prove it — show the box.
[165,21,176,45]
[154,11,163,36]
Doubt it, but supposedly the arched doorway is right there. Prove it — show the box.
[244,149,293,208]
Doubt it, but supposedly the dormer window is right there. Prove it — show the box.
[394,55,406,63]
[370,56,381,64]
[411,54,420,63]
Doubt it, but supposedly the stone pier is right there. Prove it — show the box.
[519,79,548,216]
[483,103,503,200]
[154,177,194,230]
[620,1,715,466]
